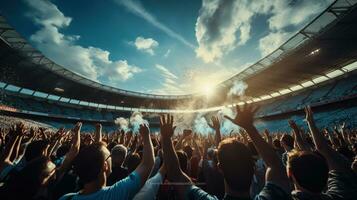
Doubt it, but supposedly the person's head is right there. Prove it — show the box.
[126,153,141,173]
[183,145,193,159]
[287,150,329,193]
[176,150,188,172]
[107,141,118,152]
[352,143,357,155]
[273,138,282,150]
[111,144,127,167]
[207,148,215,160]
[217,138,254,193]
[56,143,70,158]
[24,140,50,162]
[281,134,294,151]
[6,156,56,199]
[73,142,111,185]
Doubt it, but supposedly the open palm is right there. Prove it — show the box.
[224,104,259,129]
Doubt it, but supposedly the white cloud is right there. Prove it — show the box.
[106,60,142,81]
[155,64,178,80]
[268,0,334,30]
[154,64,184,94]
[195,0,272,63]
[259,31,291,57]
[195,0,333,63]
[164,49,171,58]
[134,36,158,55]
[115,0,194,49]
[25,0,141,82]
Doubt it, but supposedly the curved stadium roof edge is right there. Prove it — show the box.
[218,0,357,88]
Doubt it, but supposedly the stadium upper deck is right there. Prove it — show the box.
[0,0,356,111]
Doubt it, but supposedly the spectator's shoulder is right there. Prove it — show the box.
[256,182,291,200]
[326,170,357,199]
[59,193,77,200]
[186,185,219,200]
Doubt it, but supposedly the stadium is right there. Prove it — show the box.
[0,0,356,200]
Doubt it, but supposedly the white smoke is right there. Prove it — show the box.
[193,113,213,135]
[228,81,248,97]
[114,117,129,132]
[130,111,149,133]
[217,107,240,134]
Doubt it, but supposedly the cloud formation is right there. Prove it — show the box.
[115,0,195,49]
[154,64,184,94]
[258,31,291,57]
[134,36,159,55]
[25,0,141,82]
[195,0,333,63]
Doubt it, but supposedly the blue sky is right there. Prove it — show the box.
[0,0,333,94]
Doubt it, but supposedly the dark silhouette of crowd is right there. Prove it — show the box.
[0,105,356,200]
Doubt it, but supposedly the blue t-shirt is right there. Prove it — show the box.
[59,171,141,200]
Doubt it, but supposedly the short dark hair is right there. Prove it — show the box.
[273,139,282,149]
[25,140,49,162]
[281,134,294,149]
[176,150,188,172]
[183,145,193,159]
[218,138,254,192]
[288,150,329,193]
[73,143,107,184]
[126,153,141,173]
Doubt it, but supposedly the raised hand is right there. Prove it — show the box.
[288,119,299,131]
[208,116,220,131]
[304,106,314,123]
[52,127,65,141]
[160,114,175,139]
[340,122,346,132]
[57,122,82,179]
[139,124,150,138]
[264,129,272,145]
[12,122,26,137]
[94,123,102,142]
[224,104,259,129]
[69,122,82,157]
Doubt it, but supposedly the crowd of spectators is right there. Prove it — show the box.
[0,105,356,200]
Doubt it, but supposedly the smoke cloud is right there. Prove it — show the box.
[114,117,129,132]
[193,113,213,135]
[130,111,149,133]
[228,81,248,97]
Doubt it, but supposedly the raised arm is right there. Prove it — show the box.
[208,116,221,147]
[225,104,290,192]
[304,106,350,171]
[160,114,191,183]
[57,122,81,179]
[134,124,155,186]
[10,133,24,162]
[263,129,273,146]
[288,120,310,151]
[0,124,23,171]
[94,123,102,143]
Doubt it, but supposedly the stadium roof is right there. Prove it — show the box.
[208,0,357,106]
[0,0,357,110]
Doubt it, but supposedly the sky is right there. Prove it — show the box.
[0,0,334,95]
